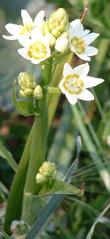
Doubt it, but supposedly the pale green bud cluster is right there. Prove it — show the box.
[18,72,43,100]
[18,72,36,97]
[36,161,57,184]
[47,8,69,39]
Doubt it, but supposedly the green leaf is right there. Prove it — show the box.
[72,105,110,192]
[0,140,17,172]
[39,179,84,197]
[4,126,33,234]
[13,81,41,117]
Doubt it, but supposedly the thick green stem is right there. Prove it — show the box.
[22,98,48,224]
[24,99,48,194]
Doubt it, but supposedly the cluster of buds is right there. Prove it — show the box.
[18,72,36,97]
[36,161,57,184]
[47,8,68,39]
[18,72,43,100]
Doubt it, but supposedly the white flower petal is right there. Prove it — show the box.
[77,89,94,101]
[21,9,33,26]
[17,48,30,60]
[18,37,31,48]
[84,76,104,88]
[31,28,43,41]
[2,35,17,40]
[70,20,84,37]
[83,29,90,36]
[34,10,45,25]
[65,93,77,105]
[85,46,98,56]
[31,58,39,64]
[73,63,90,77]
[84,33,99,45]
[63,63,73,77]
[76,52,90,61]
[70,19,81,28]
[5,23,20,36]
[55,35,68,52]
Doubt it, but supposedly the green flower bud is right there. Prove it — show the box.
[36,173,46,184]
[36,161,57,184]
[33,85,43,100]
[47,8,69,39]
[39,161,56,178]
[18,72,36,90]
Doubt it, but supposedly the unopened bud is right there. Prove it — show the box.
[55,32,68,52]
[36,173,46,184]
[36,161,57,184]
[48,33,56,47]
[39,161,56,177]
[47,8,69,39]
[33,85,43,100]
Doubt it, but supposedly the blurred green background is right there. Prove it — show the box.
[0,0,110,238]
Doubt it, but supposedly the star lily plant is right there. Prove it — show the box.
[3,8,104,237]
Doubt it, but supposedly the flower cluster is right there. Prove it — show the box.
[36,161,57,184]
[3,8,104,105]
[18,72,43,100]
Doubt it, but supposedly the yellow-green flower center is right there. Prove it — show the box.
[71,37,86,54]
[64,74,84,94]
[28,42,47,60]
[20,24,33,36]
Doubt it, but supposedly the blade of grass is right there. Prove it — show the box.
[72,105,110,192]
[86,203,110,239]
[0,140,17,172]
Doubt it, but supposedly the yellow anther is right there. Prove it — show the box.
[71,37,86,54]
[63,74,84,94]
[28,42,47,60]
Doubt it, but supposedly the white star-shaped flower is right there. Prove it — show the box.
[69,19,99,61]
[59,63,104,105]
[3,9,45,40]
[18,28,51,64]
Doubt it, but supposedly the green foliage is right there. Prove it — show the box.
[0,140,17,172]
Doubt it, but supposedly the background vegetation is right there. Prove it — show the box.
[0,0,110,238]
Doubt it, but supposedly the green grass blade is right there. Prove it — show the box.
[86,203,110,239]
[72,105,110,192]
[0,140,17,172]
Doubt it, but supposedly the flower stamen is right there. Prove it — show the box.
[28,42,47,60]
[63,74,84,94]
[71,37,86,54]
